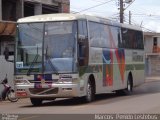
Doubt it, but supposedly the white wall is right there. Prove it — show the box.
[158,37,160,46]
[144,36,153,54]
[0,56,14,95]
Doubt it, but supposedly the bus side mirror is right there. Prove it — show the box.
[78,35,89,66]
[3,47,9,61]
[3,47,14,62]
[78,44,86,66]
[78,35,86,42]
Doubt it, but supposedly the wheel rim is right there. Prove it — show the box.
[127,80,131,92]
[7,91,18,102]
[9,91,15,98]
[87,82,92,100]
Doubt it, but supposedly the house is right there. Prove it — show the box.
[144,32,160,76]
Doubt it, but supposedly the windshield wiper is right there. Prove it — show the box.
[45,46,58,74]
[27,46,39,76]
[46,58,58,74]
[27,54,38,76]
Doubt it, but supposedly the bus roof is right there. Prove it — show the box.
[17,13,142,31]
[17,13,86,23]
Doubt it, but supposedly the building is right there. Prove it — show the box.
[0,0,70,20]
[0,0,70,56]
[0,0,70,92]
[144,32,160,76]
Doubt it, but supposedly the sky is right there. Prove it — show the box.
[70,0,160,32]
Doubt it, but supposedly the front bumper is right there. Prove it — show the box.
[16,83,80,99]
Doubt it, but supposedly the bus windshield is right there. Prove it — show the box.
[16,21,77,74]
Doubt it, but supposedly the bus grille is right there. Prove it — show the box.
[29,88,58,95]
[28,79,58,83]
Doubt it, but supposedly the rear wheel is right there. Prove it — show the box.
[116,75,133,95]
[30,98,43,106]
[125,75,133,95]
[85,80,95,102]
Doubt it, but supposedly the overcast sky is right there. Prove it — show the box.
[70,0,160,32]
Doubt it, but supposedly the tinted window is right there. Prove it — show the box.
[78,20,89,66]
[89,21,120,48]
[136,31,144,49]
[121,28,144,49]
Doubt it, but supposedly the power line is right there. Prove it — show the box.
[129,19,157,32]
[119,0,136,23]
[124,0,136,10]
[141,26,157,32]
[73,0,115,13]
[72,9,119,16]
[91,0,111,3]
[71,0,159,32]
[131,13,160,17]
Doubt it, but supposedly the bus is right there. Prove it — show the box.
[14,13,144,105]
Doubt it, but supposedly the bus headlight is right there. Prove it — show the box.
[59,78,78,83]
[15,79,29,85]
[59,78,72,83]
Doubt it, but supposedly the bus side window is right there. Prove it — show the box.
[78,20,88,37]
[78,20,89,66]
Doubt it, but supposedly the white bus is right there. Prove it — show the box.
[14,13,144,105]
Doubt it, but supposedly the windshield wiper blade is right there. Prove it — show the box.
[46,58,58,74]
[27,54,38,76]
[27,46,39,76]
[45,46,58,74]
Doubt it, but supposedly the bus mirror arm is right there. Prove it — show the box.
[6,60,14,63]
[78,35,87,43]
[78,35,85,39]
[78,44,86,66]
[3,48,14,63]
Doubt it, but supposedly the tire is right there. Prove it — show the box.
[30,98,43,106]
[85,80,95,102]
[116,75,133,95]
[125,76,133,95]
[7,89,19,102]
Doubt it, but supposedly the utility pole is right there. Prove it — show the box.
[129,11,131,24]
[119,0,133,24]
[0,0,2,20]
[120,0,124,23]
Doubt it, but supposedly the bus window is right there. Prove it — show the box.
[78,20,88,37]
[78,20,89,66]
[136,31,144,49]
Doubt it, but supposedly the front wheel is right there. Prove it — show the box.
[7,89,19,102]
[30,98,43,106]
[84,80,95,102]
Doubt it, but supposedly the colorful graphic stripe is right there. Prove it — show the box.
[115,49,125,83]
[102,50,113,86]
[102,26,126,86]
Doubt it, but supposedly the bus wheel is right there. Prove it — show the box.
[116,75,133,95]
[85,80,95,102]
[30,98,43,106]
[123,75,133,95]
